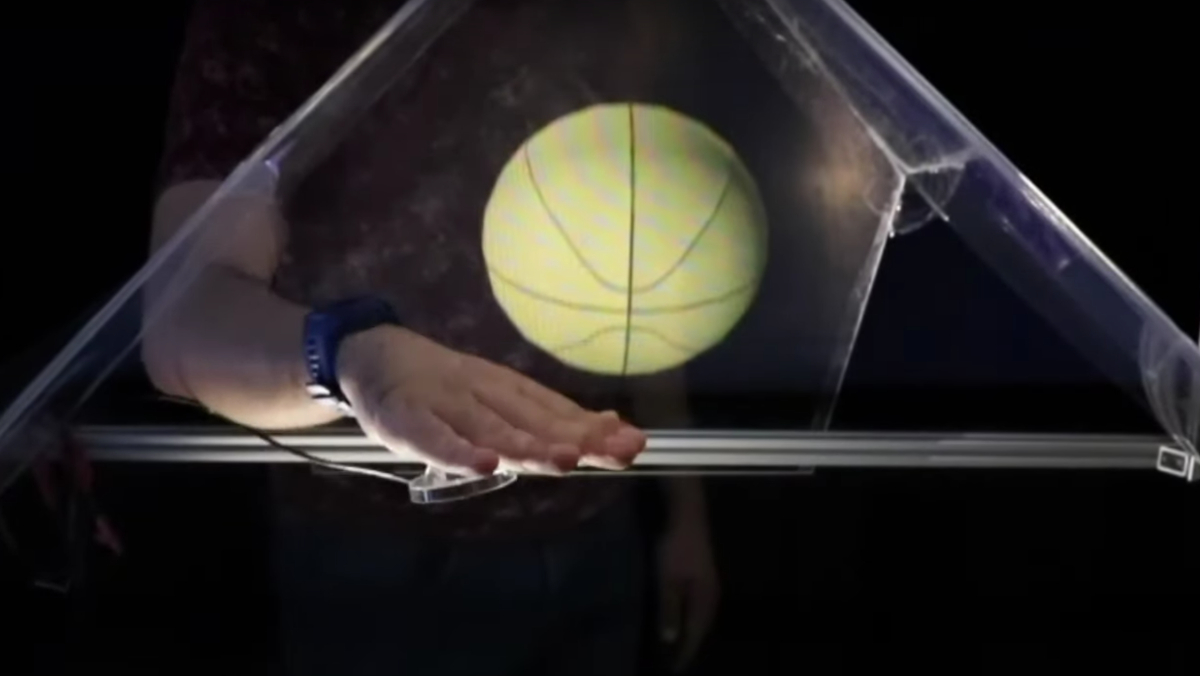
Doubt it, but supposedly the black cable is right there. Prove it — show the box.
[155,394,412,485]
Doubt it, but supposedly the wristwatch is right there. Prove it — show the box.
[303,296,400,415]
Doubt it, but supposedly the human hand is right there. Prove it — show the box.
[657,514,720,672]
[337,325,645,475]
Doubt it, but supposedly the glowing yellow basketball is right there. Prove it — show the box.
[482,103,768,376]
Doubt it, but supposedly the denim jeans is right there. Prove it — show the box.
[272,497,645,676]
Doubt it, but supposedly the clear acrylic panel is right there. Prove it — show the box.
[2,0,1197,494]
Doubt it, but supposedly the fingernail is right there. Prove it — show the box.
[617,425,645,447]
[583,422,616,453]
[549,443,581,470]
[594,414,622,437]
[597,411,623,428]
[604,435,634,457]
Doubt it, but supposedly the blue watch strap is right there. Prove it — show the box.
[303,297,400,413]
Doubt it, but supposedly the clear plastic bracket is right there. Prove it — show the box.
[1155,445,1198,482]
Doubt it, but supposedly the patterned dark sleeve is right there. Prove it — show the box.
[157,0,400,193]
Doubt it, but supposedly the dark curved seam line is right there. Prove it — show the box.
[547,324,704,357]
[488,267,624,314]
[621,104,636,376]
[488,265,755,315]
[632,170,734,293]
[523,145,626,293]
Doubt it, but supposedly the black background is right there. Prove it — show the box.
[2,1,1198,674]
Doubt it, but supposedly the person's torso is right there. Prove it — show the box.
[266,0,670,539]
[162,0,731,538]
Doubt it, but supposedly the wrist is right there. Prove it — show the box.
[663,477,708,533]
[335,325,396,397]
[303,297,403,413]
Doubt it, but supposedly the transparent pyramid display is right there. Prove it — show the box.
[1,0,1197,497]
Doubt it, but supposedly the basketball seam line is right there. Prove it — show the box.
[622,103,636,376]
[522,145,626,293]
[629,170,734,293]
[519,119,738,296]
[545,325,703,359]
[488,265,756,314]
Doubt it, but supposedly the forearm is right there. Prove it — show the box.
[142,181,339,430]
[144,265,338,430]
[663,476,707,531]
